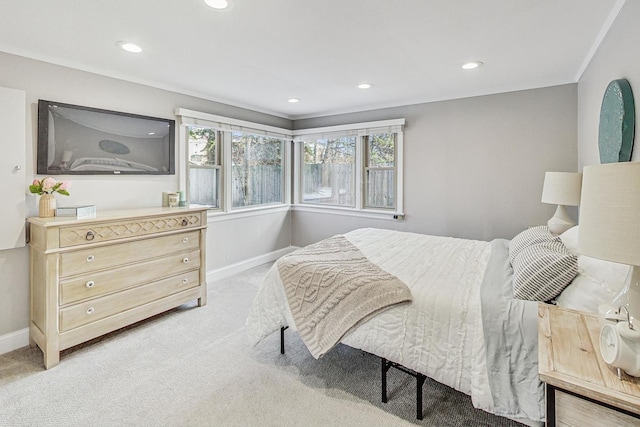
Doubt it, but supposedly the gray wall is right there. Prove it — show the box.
[293,85,579,247]
[578,0,640,167]
[0,52,292,337]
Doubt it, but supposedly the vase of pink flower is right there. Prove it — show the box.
[29,177,71,218]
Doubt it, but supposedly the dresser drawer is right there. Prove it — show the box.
[59,270,200,332]
[58,212,203,248]
[60,230,200,277]
[59,249,201,305]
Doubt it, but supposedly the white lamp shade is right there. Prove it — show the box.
[541,172,582,206]
[579,163,640,266]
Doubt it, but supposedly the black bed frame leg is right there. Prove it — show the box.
[280,326,288,354]
[381,358,389,403]
[416,373,426,420]
[381,357,426,420]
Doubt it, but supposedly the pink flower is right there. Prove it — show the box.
[41,177,57,192]
[28,176,71,196]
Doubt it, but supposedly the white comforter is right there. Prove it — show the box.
[246,228,540,422]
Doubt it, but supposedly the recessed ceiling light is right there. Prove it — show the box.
[462,61,483,70]
[357,83,374,89]
[288,98,300,103]
[116,41,142,53]
[204,0,229,9]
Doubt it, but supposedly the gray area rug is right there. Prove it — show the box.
[0,263,521,426]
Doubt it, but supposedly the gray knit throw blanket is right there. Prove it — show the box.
[277,235,412,358]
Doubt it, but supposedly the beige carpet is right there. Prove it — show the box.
[0,263,521,426]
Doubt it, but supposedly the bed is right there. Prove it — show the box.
[246,226,627,424]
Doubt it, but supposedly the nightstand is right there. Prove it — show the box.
[538,303,640,426]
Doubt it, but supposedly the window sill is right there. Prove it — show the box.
[291,204,403,221]
[192,202,403,222]
[204,203,291,222]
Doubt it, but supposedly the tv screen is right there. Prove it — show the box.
[37,100,175,175]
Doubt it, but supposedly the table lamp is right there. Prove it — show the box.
[541,172,582,235]
[580,162,640,376]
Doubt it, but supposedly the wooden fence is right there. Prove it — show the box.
[190,163,394,209]
[232,165,282,207]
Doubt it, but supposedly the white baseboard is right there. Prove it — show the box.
[0,327,29,355]
[207,246,299,283]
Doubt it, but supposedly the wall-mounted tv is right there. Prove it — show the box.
[37,100,175,175]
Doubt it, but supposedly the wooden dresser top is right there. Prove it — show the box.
[27,206,208,227]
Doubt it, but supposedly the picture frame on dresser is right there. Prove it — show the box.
[27,207,207,369]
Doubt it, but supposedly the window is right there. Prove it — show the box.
[178,109,403,218]
[177,109,292,213]
[294,119,404,215]
[231,131,284,208]
[301,136,356,207]
[364,133,396,209]
[188,126,221,208]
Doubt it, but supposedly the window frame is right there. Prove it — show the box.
[363,132,398,210]
[228,130,286,210]
[176,109,293,214]
[176,110,404,220]
[186,126,223,209]
[293,118,405,217]
[299,136,358,208]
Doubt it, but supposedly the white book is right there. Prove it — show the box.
[56,205,97,218]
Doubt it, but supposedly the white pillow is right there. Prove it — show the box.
[555,255,630,313]
[558,225,579,255]
[579,255,630,287]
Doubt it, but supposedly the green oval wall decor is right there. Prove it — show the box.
[598,78,635,163]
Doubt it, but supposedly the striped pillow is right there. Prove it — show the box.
[512,240,578,301]
[509,226,558,265]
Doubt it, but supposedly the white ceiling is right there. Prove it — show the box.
[0,0,624,119]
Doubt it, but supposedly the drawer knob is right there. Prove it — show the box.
[181,219,188,226]
[182,257,189,264]
[182,237,189,243]
[85,281,95,288]
[85,231,95,241]
[182,278,188,284]
[86,255,95,262]
[86,307,95,315]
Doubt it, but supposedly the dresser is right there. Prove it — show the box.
[28,207,207,369]
[538,303,640,426]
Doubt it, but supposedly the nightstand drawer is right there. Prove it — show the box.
[60,230,200,277]
[556,390,640,426]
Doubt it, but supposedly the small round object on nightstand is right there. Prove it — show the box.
[600,323,619,365]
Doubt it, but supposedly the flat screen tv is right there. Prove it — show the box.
[37,100,175,175]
